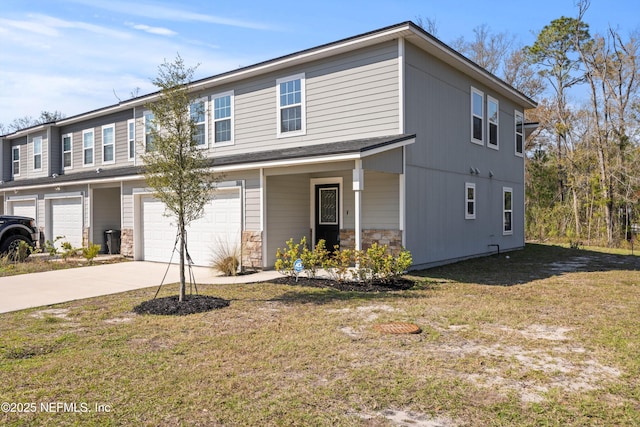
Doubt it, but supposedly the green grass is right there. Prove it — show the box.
[0,243,638,426]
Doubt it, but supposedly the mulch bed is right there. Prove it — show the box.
[133,294,230,316]
[271,276,416,292]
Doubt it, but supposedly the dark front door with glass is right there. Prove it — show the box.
[315,184,339,250]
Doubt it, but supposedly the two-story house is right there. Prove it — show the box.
[0,22,536,269]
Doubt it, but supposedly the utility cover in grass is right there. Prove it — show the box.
[133,295,230,316]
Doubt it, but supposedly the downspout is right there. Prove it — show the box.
[353,159,363,252]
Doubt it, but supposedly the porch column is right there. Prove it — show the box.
[353,160,364,251]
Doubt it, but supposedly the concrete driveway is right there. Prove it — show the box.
[0,261,280,314]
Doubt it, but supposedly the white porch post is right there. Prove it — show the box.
[353,160,364,251]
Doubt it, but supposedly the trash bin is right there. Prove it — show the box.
[104,229,121,255]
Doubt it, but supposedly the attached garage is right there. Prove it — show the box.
[139,188,242,266]
[47,196,84,248]
[8,198,37,219]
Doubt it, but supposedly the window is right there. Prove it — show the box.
[515,111,524,156]
[144,112,155,152]
[102,124,115,164]
[62,133,72,169]
[213,92,233,144]
[487,96,499,149]
[190,98,207,148]
[127,119,135,161]
[503,187,513,235]
[465,183,476,219]
[12,146,20,176]
[471,87,484,144]
[277,73,305,137]
[83,129,94,166]
[33,136,42,170]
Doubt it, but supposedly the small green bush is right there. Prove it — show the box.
[60,241,80,260]
[44,236,64,257]
[300,238,327,278]
[82,243,102,264]
[275,237,303,277]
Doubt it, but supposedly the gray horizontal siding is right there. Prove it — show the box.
[362,171,399,229]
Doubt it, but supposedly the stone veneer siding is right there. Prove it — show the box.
[339,229,403,254]
[241,230,262,270]
[120,228,134,258]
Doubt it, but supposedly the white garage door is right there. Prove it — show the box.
[9,199,36,219]
[140,189,241,266]
[50,198,83,248]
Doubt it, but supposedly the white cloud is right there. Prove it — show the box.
[68,0,275,30]
[128,22,177,36]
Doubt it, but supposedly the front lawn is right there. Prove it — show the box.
[1,244,638,426]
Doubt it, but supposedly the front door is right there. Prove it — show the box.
[315,184,340,250]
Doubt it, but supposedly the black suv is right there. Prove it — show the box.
[0,216,40,257]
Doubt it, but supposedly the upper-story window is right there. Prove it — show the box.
[190,98,207,148]
[487,96,499,149]
[515,111,524,157]
[471,87,484,145]
[102,124,115,164]
[503,187,513,235]
[213,91,233,145]
[83,129,94,166]
[144,112,155,152]
[62,133,72,169]
[465,182,476,220]
[277,73,306,137]
[33,136,42,170]
[127,119,135,161]
[12,146,20,177]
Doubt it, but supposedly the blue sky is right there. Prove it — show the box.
[1,0,638,126]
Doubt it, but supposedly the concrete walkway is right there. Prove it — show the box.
[0,261,281,314]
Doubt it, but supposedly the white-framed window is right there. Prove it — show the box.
[102,124,115,164]
[12,146,20,177]
[144,112,155,152]
[190,98,208,148]
[213,91,233,145]
[487,96,499,149]
[82,129,94,166]
[465,183,476,220]
[471,87,484,145]
[515,111,524,157]
[277,73,306,137]
[127,119,135,161]
[33,136,42,170]
[503,187,513,235]
[62,133,73,169]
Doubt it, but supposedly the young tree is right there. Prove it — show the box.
[141,55,220,302]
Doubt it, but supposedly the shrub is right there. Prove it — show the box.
[11,240,34,263]
[212,238,240,276]
[60,241,80,260]
[44,236,64,257]
[275,238,303,277]
[323,246,354,282]
[300,238,328,278]
[82,243,101,265]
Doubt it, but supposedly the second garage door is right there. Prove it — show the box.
[50,198,83,248]
[140,189,241,266]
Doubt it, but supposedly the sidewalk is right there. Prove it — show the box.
[0,261,281,314]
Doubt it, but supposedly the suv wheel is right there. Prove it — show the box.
[1,235,32,261]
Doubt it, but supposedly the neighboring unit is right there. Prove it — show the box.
[0,22,537,269]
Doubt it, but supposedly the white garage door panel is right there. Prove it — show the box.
[141,189,241,266]
[50,198,83,248]
[10,200,36,219]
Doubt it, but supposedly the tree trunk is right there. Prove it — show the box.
[179,219,186,302]
[572,188,581,238]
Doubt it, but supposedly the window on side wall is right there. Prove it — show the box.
[33,136,42,170]
[487,96,499,149]
[127,119,135,161]
[12,146,20,177]
[102,124,115,164]
[515,111,524,156]
[277,73,305,137]
[190,98,207,148]
[83,129,94,166]
[503,187,513,235]
[213,91,233,145]
[471,87,484,145]
[62,133,73,169]
[465,183,476,219]
[144,112,155,152]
